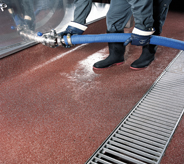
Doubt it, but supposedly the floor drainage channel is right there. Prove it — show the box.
[85,51,184,164]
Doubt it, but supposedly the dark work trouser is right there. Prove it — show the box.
[106,0,172,34]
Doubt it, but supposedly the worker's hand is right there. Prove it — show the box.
[59,22,87,48]
[124,27,155,46]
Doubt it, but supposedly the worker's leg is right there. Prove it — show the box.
[153,0,172,35]
[130,0,172,70]
[93,0,132,69]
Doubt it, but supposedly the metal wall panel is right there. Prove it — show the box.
[0,0,110,58]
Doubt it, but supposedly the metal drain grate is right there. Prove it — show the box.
[86,54,184,164]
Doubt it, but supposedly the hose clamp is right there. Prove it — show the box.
[66,33,73,46]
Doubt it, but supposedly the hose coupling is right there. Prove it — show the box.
[57,33,73,48]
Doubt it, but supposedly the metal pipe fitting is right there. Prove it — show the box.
[0,2,7,11]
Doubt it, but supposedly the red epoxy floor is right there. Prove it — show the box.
[0,11,184,164]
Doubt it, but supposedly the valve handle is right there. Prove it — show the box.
[0,3,7,11]
[37,32,43,36]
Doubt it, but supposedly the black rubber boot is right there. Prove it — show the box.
[130,44,157,70]
[93,42,125,69]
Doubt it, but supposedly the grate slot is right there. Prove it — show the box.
[154,80,184,87]
[134,110,177,124]
[103,148,148,164]
[94,157,112,164]
[130,114,175,129]
[98,154,127,164]
[142,98,183,108]
[148,90,184,99]
[125,121,170,137]
[151,80,184,88]
[127,118,172,134]
[128,117,173,133]
[137,106,180,119]
[105,145,157,164]
[152,88,184,95]
[143,97,183,109]
[140,101,183,112]
[117,130,164,148]
[122,124,168,141]
[108,140,159,161]
[86,52,184,164]
[145,92,184,104]
[89,162,97,164]
[114,134,163,152]
[139,103,182,115]
[119,127,167,144]
[148,89,184,97]
[111,137,161,156]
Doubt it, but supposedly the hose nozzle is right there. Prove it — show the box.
[37,30,74,48]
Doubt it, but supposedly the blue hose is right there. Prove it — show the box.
[63,33,184,50]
